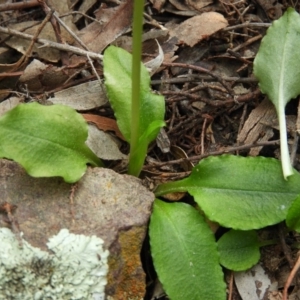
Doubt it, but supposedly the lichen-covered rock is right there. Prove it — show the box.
[0,159,154,299]
[0,228,108,300]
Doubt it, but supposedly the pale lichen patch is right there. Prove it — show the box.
[0,228,109,300]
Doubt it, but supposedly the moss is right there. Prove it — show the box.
[0,228,109,300]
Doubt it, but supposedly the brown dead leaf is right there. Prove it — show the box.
[2,22,61,62]
[237,99,276,156]
[169,12,228,47]
[49,81,108,110]
[82,114,125,140]
[185,0,213,12]
[2,0,76,63]
[79,0,133,53]
[72,0,97,23]
[19,59,68,92]
[169,0,190,11]
[149,0,166,12]
[51,0,78,33]
[0,96,21,116]
[164,2,196,16]
[86,125,127,160]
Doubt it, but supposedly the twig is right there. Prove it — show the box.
[143,140,280,169]
[86,54,104,93]
[53,12,89,50]
[151,76,258,85]
[237,103,248,146]
[0,71,23,77]
[0,26,103,60]
[278,223,294,268]
[223,22,271,31]
[162,62,233,94]
[283,252,300,300]
[0,0,39,12]
[38,0,70,65]
[231,34,263,52]
[39,0,89,51]
[61,11,101,24]
[0,10,53,76]
[228,271,234,300]
[200,117,208,155]
[163,88,261,107]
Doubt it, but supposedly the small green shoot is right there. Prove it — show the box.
[149,200,226,300]
[253,8,300,179]
[0,102,101,183]
[103,46,165,177]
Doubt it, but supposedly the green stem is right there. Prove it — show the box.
[278,105,294,179]
[128,0,144,176]
[155,178,189,197]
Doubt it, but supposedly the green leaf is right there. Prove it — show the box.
[286,194,300,231]
[149,199,226,300]
[218,230,260,271]
[0,103,101,183]
[103,45,165,176]
[253,8,300,179]
[155,155,300,230]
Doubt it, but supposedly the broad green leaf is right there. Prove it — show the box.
[103,46,165,142]
[149,199,226,300]
[286,194,300,231]
[155,155,300,230]
[217,230,260,271]
[0,103,101,183]
[103,46,165,176]
[253,8,300,179]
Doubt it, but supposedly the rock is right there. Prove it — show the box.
[0,159,154,299]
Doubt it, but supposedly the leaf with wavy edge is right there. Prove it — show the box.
[0,103,101,183]
[155,155,300,230]
[254,8,300,179]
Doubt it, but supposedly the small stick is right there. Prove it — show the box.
[223,22,271,31]
[0,0,39,12]
[228,271,234,300]
[163,88,261,107]
[38,0,89,51]
[151,76,258,85]
[231,34,263,52]
[143,140,280,169]
[278,223,294,268]
[0,26,103,61]
[87,54,102,85]
[200,117,208,155]
[282,252,300,300]
[0,10,53,73]
[162,62,233,94]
